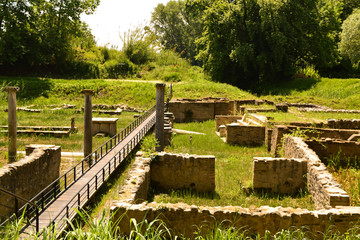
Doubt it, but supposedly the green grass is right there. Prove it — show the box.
[154,120,314,210]
[263,77,360,110]
[0,110,137,166]
[2,211,360,239]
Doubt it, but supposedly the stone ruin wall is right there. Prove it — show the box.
[168,100,237,122]
[151,152,215,192]
[270,125,360,156]
[112,201,360,239]
[253,157,307,194]
[111,147,360,238]
[226,124,265,146]
[215,115,241,130]
[0,145,61,217]
[282,137,349,209]
[305,139,360,164]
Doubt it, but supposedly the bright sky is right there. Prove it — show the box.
[81,0,171,49]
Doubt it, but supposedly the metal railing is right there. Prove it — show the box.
[0,104,156,232]
[0,188,40,231]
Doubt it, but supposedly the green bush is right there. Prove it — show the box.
[101,59,136,78]
[163,72,181,82]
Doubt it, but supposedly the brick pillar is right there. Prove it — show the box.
[82,90,94,161]
[5,87,19,163]
[155,83,165,152]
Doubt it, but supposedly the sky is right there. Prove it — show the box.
[81,0,171,49]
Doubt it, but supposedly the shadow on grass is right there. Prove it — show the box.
[254,77,320,95]
[148,188,221,202]
[249,188,309,200]
[0,77,53,101]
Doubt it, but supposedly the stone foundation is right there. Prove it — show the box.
[0,145,61,217]
[305,140,360,166]
[151,152,215,192]
[111,202,360,239]
[215,115,240,131]
[226,124,265,146]
[282,137,349,209]
[253,157,307,194]
[270,125,360,156]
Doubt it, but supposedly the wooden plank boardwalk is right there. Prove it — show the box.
[20,111,156,237]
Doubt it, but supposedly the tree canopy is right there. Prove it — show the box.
[339,9,360,67]
[0,0,99,72]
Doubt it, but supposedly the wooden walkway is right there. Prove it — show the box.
[20,111,156,237]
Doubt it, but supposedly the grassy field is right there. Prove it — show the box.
[0,110,137,167]
[152,120,314,210]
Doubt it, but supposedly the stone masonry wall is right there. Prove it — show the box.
[305,140,360,165]
[0,145,61,217]
[215,115,241,131]
[253,157,307,194]
[226,124,265,146]
[270,125,360,156]
[282,137,349,209]
[111,202,360,239]
[151,152,215,192]
[168,101,236,122]
[118,154,151,204]
[327,119,360,129]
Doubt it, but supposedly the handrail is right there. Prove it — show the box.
[41,114,156,236]
[0,188,37,207]
[0,104,156,231]
[0,188,40,231]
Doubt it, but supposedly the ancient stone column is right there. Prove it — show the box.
[155,83,165,152]
[82,90,94,161]
[5,87,19,163]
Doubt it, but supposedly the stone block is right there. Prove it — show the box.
[226,124,265,146]
[253,157,307,194]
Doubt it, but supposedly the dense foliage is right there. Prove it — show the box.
[0,0,99,74]
[339,9,360,68]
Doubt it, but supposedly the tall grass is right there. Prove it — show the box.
[2,211,360,239]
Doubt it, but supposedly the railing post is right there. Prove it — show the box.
[102,168,105,182]
[108,161,111,175]
[36,207,39,232]
[66,206,69,219]
[95,175,98,190]
[41,192,44,209]
[87,183,90,200]
[74,167,76,182]
[14,197,18,218]
[65,174,67,189]
[82,161,84,174]
[78,193,81,209]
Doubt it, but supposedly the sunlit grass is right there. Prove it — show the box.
[156,120,314,209]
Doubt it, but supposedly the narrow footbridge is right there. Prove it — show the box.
[3,105,156,237]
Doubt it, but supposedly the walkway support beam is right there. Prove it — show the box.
[155,83,165,152]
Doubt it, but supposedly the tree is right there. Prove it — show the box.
[339,9,360,67]
[190,0,340,89]
[150,0,202,65]
[0,0,99,71]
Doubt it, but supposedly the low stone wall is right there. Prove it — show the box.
[168,100,236,122]
[253,157,307,194]
[282,137,349,209]
[270,125,360,156]
[226,124,265,146]
[118,154,151,204]
[327,119,360,129]
[215,115,240,130]
[305,140,360,165]
[111,202,360,239]
[0,145,61,217]
[151,152,215,192]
